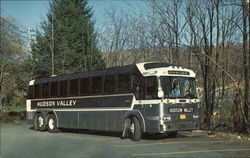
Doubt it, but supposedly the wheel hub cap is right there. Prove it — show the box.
[48,119,54,129]
[130,123,135,134]
[38,116,44,127]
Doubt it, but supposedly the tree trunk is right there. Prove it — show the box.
[242,0,249,134]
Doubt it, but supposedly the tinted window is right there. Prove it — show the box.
[34,84,41,98]
[27,85,34,99]
[80,78,90,95]
[60,80,68,96]
[92,76,102,94]
[42,83,49,97]
[70,79,79,95]
[145,77,158,99]
[118,72,130,92]
[132,74,144,99]
[50,82,58,97]
[104,75,115,93]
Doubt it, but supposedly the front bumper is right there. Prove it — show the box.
[160,121,199,132]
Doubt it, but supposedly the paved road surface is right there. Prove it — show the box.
[1,124,249,158]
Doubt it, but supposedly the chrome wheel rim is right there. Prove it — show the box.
[130,122,135,134]
[38,116,44,127]
[48,118,54,129]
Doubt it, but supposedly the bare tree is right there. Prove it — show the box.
[241,0,249,133]
[147,0,187,64]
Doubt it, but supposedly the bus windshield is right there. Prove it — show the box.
[160,76,197,99]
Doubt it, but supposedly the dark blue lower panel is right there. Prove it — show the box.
[55,111,125,131]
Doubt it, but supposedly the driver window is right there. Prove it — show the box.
[183,80,190,96]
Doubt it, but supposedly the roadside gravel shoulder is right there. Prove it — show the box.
[182,130,250,142]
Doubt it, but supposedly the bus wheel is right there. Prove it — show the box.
[47,114,59,133]
[129,116,141,141]
[34,113,47,131]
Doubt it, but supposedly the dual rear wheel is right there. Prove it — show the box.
[34,113,59,133]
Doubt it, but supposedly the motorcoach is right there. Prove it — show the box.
[26,62,200,141]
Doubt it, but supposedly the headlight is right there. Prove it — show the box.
[163,115,171,121]
[193,115,199,119]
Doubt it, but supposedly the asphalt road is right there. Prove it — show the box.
[1,124,249,158]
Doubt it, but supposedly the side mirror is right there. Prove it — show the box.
[158,89,164,98]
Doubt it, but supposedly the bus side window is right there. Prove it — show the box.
[104,74,115,93]
[80,78,90,95]
[50,81,58,97]
[42,83,49,98]
[60,80,68,96]
[131,74,144,99]
[34,84,41,98]
[145,77,158,99]
[92,76,102,94]
[118,72,130,93]
[70,79,79,96]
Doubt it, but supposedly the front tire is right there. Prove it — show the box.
[47,114,59,133]
[129,116,141,141]
[34,113,47,131]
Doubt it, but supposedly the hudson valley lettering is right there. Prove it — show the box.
[37,100,77,107]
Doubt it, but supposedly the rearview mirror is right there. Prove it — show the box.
[158,89,164,98]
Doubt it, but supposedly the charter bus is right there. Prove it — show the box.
[26,62,200,141]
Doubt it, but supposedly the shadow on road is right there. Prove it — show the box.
[61,128,122,138]
[29,126,35,130]
[141,133,188,140]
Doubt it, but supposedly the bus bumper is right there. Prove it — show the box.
[160,121,199,132]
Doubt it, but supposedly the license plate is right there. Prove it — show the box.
[180,114,186,119]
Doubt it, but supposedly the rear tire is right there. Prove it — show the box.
[129,116,141,141]
[47,114,59,133]
[34,113,47,131]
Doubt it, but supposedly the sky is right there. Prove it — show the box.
[0,0,146,32]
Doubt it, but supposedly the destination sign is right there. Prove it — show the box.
[169,107,193,113]
[168,70,190,75]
